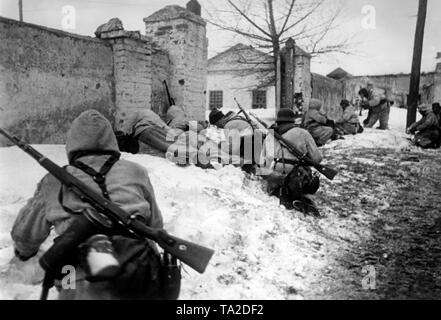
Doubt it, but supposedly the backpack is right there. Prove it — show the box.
[59,154,181,299]
[267,160,320,199]
[284,164,320,196]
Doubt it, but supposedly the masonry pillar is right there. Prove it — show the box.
[96,19,154,131]
[282,38,295,110]
[281,40,312,114]
[144,2,208,121]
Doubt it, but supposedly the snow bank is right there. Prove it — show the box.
[0,145,315,300]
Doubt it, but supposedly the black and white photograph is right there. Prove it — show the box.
[0,0,440,304]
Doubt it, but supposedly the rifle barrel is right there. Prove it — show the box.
[0,128,214,273]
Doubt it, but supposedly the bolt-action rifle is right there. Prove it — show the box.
[163,80,175,112]
[232,100,338,181]
[0,128,215,298]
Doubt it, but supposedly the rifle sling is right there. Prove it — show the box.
[58,154,120,214]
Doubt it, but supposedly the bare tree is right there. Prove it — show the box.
[205,0,352,103]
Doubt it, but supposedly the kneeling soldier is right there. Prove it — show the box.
[259,108,323,216]
[10,110,171,300]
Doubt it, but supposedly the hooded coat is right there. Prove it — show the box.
[408,105,440,148]
[336,106,360,135]
[303,99,334,146]
[363,89,390,129]
[166,105,189,131]
[11,110,163,298]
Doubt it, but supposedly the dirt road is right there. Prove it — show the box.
[308,145,441,299]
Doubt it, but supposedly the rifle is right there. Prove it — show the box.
[163,80,175,108]
[233,103,338,181]
[0,128,214,275]
[234,98,260,131]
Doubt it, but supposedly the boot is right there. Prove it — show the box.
[292,196,321,217]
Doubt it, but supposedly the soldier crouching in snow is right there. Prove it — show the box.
[335,99,364,135]
[258,108,323,216]
[10,110,170,299]
[406,104,441,149]
[303,99,342,146]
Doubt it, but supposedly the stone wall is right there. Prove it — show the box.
[0,16,115,144]
[343,73,440,107]
[311,73,345,120]
[144,5,208,121]
[0,2,208,145]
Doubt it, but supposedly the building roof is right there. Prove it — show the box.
[208,43,311,72]
[208,43,269,63]
[326,67,352,80]
[143,5,205,26]
[208,43,273,72]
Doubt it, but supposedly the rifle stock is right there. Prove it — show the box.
[240,107,338,181]
[0,128,214,274]
[272,131,338,181]
[155,229,214,274]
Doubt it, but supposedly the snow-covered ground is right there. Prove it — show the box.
[0,107,430,300]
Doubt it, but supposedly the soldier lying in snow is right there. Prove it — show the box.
[258,108,323,216]
[116,106,229,167]
[11,110,167,299]
[406,104,440,149]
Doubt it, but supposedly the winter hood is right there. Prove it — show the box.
[309,99,322,110]
[418,104,432,114]
[166,105,187,124]
[65,110,119,163]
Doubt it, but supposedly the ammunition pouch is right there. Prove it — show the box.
[160,253,182,300]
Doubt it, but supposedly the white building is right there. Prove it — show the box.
[206,44,276,110]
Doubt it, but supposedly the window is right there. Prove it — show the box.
[209,91,223,109]
[252,90,267,109]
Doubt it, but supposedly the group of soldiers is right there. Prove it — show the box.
[8,82,440,300]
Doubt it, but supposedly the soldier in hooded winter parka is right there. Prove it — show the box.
[10,110,164,299]
[118,107,226,167]
[406,104,440,149]
[335,99,362,135]
[303,99,339,146]
[359,85,390,130]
